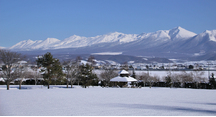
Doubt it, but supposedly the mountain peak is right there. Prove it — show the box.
[42,38,61,45]
[0,46,5,49]
[106,32,124,36]
[176,26,184,30]
[44,38,60,42]
[200,30,216,42]
[169,26,196,40]
[26,39,33,42]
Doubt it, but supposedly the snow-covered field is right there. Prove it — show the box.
[0,85,216,116]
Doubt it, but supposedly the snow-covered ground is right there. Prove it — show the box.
[0,85,215,116]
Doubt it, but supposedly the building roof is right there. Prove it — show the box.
[110,70,137,82]
[118,70,129,75]
[110,76,137,82]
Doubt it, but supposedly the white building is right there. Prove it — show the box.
[110,70,137,87]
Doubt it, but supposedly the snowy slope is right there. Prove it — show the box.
[10,38,60,50]
[33,38,61,49]
[176,30,216,53]
[107,27,199,55]
[10,32,137,50]
[52,32,138,49]
[168,26,197,40]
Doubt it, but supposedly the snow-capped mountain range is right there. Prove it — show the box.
[9,26,216,59]
[10,32,138,50]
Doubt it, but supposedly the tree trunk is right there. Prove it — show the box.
[19,81,22,90]
[48,77,50,89]
[149,82,152,88]
[66,79,69,88]
[7,81,10,90]
[35,78,37,85]
[48,81,50,89]
[70,80,73,88]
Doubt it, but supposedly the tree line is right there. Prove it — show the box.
[0,49,215,90]
[136,70,215,89]
[0,50,98,90]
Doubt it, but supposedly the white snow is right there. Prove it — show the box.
[118,70,129,74]
[194,30,216,42]
[92,52,122,55]
[0,78,5,82]
[9,38,61,50]
[0,46,5,49]
[206,30,216,42]
[0,85,215,116]
[33,38,61,50]
[110,76,137,82]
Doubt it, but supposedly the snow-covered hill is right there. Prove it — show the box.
[0,46,5,49]
[8,26,216,59]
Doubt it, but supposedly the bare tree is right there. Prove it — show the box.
[0,49,23,90]
[178,71,193,88]
[121,62,129,71]
[139,73,149,87]
[100,69,118,87]
[76,56,82,63]
[87,55,96,66]
[192,70,205,88]
[15,65,29,89]
[139,72,160,88]
[64,60,80,88]
[32,65,42,85]
[148,75,160,88]
[166,70,179,88]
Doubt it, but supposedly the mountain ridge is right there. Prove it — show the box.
[7,26,216,60]
[9,26,201,50]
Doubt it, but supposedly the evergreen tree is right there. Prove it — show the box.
[78,63,98,88]
[188,65,194,69]
[36,52,65,89]
[131,69,136,78]
[209,73,215,89]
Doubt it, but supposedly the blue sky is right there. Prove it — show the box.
[0,0,216,47]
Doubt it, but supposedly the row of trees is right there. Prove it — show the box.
[1,49,215,90]
[98,68,215,89]
[138,70,215,89]
[0,50,98,90]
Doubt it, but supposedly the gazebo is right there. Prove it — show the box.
[110,70,137,87]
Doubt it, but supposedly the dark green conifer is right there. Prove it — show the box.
[36,52,65,89]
